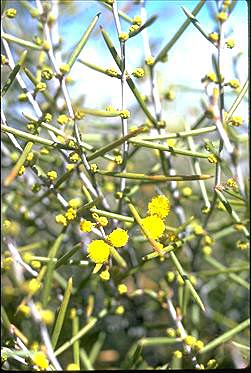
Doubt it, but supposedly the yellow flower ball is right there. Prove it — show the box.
[55,214,68,226]
[47,170,57,181]
[173,350,183,359]
[66,363,80,371]
[17,304,31,317]
[87,240,110,264]
[68,198,81,209]
[141,215,165,239]
[117,284,128,294]
[107,228,128,248]
[32,351,49,370]
[40,309,55,325]
[80,219,93,233]
[147,195,171,219]
[115,305,125,315]
[28,279,41,294]
[182,187,192,197]
[184,335,197,348]
[99,269,110,281]
[166,328,176,337]
[65,208,77,221]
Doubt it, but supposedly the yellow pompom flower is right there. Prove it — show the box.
[80,219,93,233]
[28,279,41,294]
[59,63,70,74]
[23,252,32,263]
[166,139,176,148]
[227,178,238,189]
[31,260,41,269]
[228,79,240,89]
[117,284,128,294]
[119,32,129,41]
[57,114,69,125]
[132,67,145,79]
[202,246,212,256]
[173,350,183,359]
[1,257,13,271]
[47,170,57,181]
[17,304,31,317]
[184,335,197,348]
[115,305,125,315]
[55,214,68,226]
[208,32,219,42]
[182,187,192,197]
[166,328,176,337]
[194,340,205,351]
[216,11,228,23]
[194,224,204,235]
[107,228,128,248]
[99,269,110,281]
[5,8,17,18]
[141,215,165,239]
[226,39,235,48]
[65,208,77,221]
[120,109,130,119]
[32,351,49,370]
[69,152,80,163]
[145,55,154,65]
[36,82,47,92]
[40,309,55,325]
[166,271,175,283]
[133,15,142,26]
[18,165,25,176]
[207,154,218,164]
[205,72,217,82]
[147,195,170,219]
[66,363,80,371]
[87,240,110,264]
[66,164,75,171]
[68,198,81,209]
[228,116,243,127]
[98,216,109,227]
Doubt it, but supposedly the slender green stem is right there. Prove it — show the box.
[87,126,146,161]
[130,138,209,158]
[204,256,249,289]
[153,0,205,65]
[4,141,33,187]
[1,50,27,97]
[55,309,108,356]
[141,125,216,141]
[67,13,101,69]
[225,79,248,122]
[2,32,42,50]
[97,170,212,181]
[51,277,73,349]
[42,232,65,307]
[169,251,205,311]
[72,314,80,368]
[199,318,250,354]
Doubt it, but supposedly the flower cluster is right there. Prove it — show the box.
[132,67,145,79]
[139,195,171,242]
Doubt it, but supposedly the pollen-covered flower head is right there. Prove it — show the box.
[32,351,49,370]
[141,215,165,239]
[107,228,128,248]
[147,195,171,219]
[87,240,110,264]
